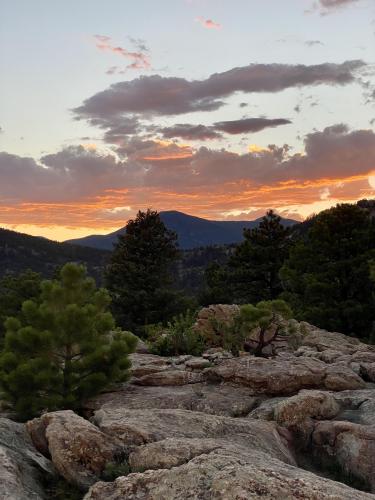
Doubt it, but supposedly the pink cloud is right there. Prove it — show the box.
[195,17,222,29]
[93,35,150,71]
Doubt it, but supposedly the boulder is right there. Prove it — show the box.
[26,410,121,491]
[324,364,366,391]
[300,324,364,355]
[185,357,212,370]
[170,355,193,365]
[129,353,169,378]
[332,389,375,425]
[92,407,294,464]
[85,383,259,418]
[194,304,240,347]
[0,417,55,500]
[84,444,374,500]
[204,355,365,395]
[133,369,204,386]
[274,390,340,427]
[202,347,233,363]
[128,437,222,471]
[272,390,340,447]
[312,420,375,492]
[249,397,287,421]
[134,337,149,354]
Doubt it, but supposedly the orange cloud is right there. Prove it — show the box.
[93,34,150,70]
[195,17,222,29]
[1,126,375,240]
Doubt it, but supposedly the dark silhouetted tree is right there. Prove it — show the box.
[202,210,291,304]
[280,203,375,338]
[106,209,182,333]
[0,270,42,344]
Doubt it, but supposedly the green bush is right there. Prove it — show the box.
[200,300,297,357]
[149,310,205,356]
[101,460,130,482]
[203,314,244,356]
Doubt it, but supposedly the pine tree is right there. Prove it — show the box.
[240,300,293,356]
[280,203,375,338]
[200,262,233,306]
[106,209,181,333]
[0,269,42,344]
[0,263,137,419]
[204,210,291,304]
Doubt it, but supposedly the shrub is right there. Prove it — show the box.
[149,310,205,356]
[101,460,130,482]
[201,300,298,357]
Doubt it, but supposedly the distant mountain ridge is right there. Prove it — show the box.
[0,227,109,281]
[66,210,298,250]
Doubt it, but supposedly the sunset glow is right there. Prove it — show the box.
[1,0,374,240]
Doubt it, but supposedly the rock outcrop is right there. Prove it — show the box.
[77,325,375,497]
[85,383,259,418]
[194,304,240,335]
[27,410,121,491]
[0,417,55,500]
[204,354,365,394]
[1,320,373,499]
[85,445,374,500]
[312,420,375,491]
[92,407,295,463]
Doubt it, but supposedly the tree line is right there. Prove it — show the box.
[1,202,375,420]
[106,203,375,341]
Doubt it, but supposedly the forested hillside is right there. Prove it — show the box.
[0,228,109,282]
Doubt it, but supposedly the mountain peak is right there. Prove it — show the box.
[65,211,298,250]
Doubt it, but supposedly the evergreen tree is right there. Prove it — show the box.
[0,263,137,419]
[204,210,291,304]
[0,270,42,344]
[280,203,375,338]
[200,262,233,306]
[240,299,293,356]
[106,209,181,333]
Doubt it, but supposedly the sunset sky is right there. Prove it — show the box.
[1,0,375,240]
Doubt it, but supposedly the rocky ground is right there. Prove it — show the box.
[2,320,375,499]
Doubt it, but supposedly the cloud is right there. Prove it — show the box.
[213,118,292,135]
[304,40,324,47]
[93,34,150,70]
[319,0,359,8]
[1,125,375,231]
[127,37,149,52]
[308,0,361,14]
[160,124,222,141]
[195,17,222,29]
[158,117,291,140]
[0,147,133,203]
[116,138,194,163]
[74,60,365,123]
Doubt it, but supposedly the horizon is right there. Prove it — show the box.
[1,0,375,241]
[0,207,302,242]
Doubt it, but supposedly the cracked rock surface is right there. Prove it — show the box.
[3,321,375,499]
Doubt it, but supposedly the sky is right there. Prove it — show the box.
[0,0,375,241]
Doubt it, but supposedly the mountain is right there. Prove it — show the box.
[66,210,298,250]
[0,227,110,281]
